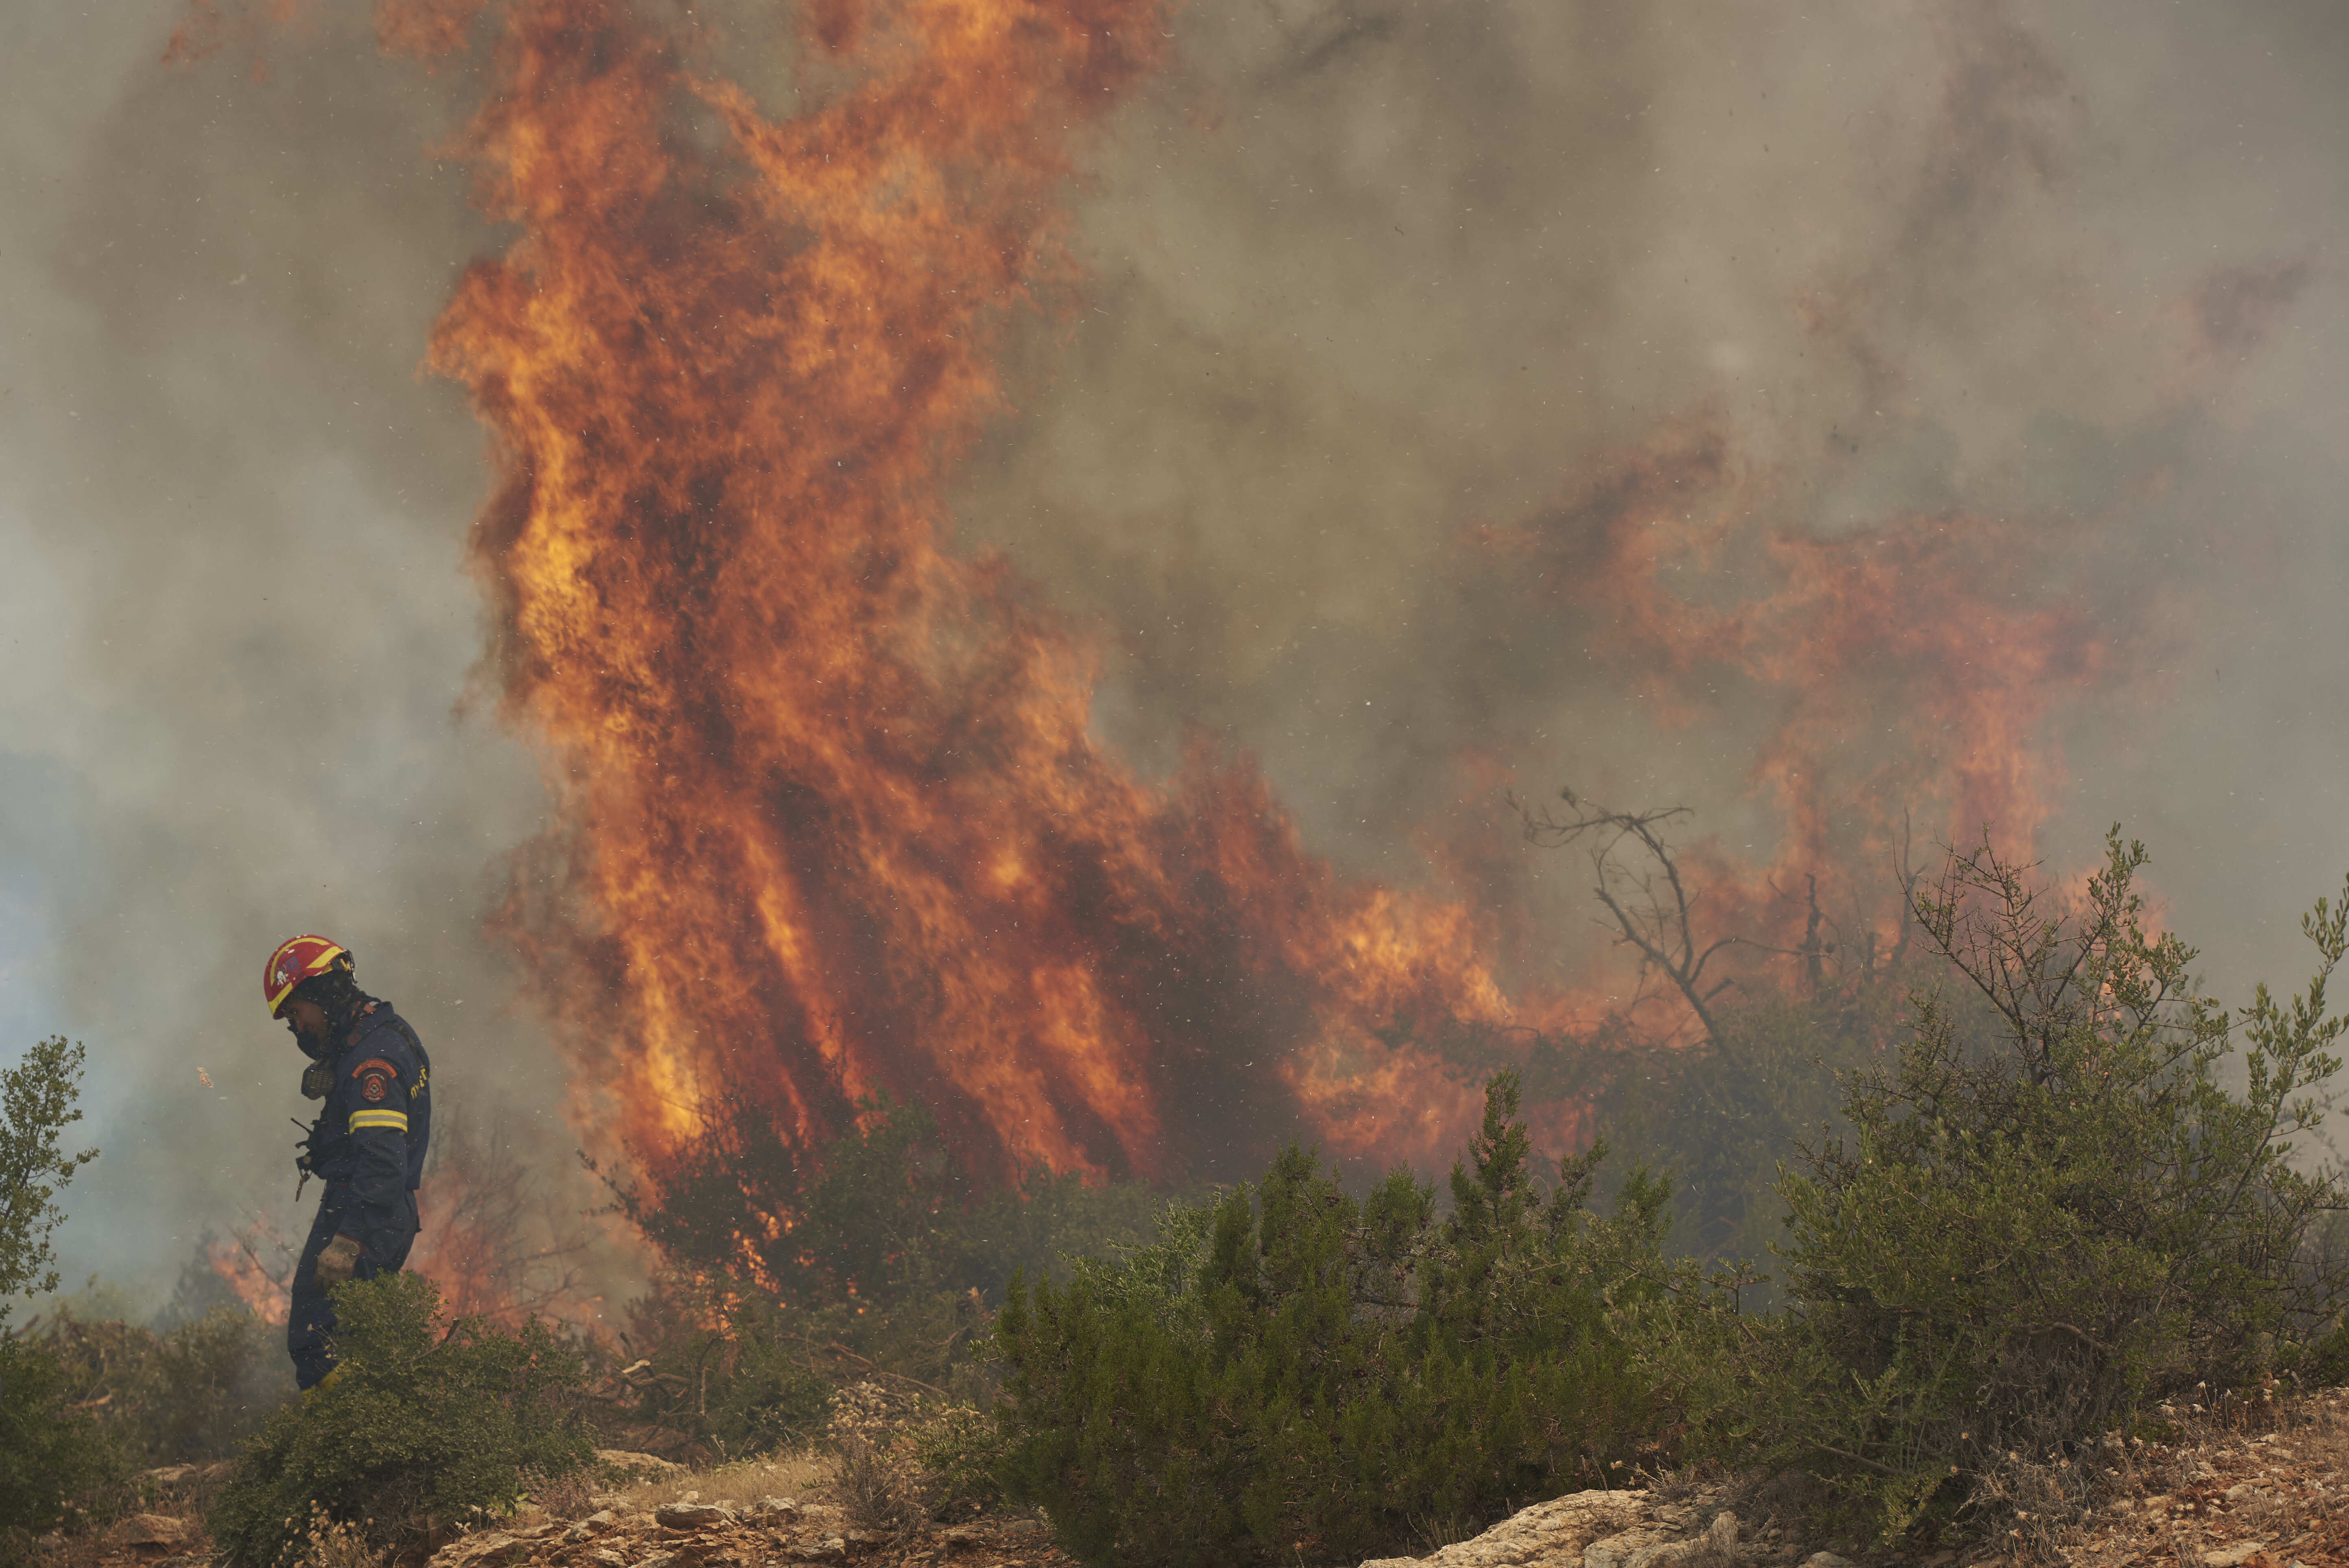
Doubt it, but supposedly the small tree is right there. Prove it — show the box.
[1634,829,2349,1542]
[995,1073,1673,1568]
[0,1037,115,1557]
[0,1037,98,1320]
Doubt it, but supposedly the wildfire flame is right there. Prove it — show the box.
[180,1,2135,1234]
[1485,415,2127,948]
[206,1222,297,1326]
[392,0,1526,1188]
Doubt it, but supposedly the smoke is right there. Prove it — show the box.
[3,0,2347,1303]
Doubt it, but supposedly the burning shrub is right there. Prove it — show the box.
[592,1090,1159,1457]
[602,1090,1158,1315]
[1630,831,2349,1545]
[207,1272,591,1566]
[993,1071,1673,1568]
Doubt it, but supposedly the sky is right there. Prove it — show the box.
[3,0,2347,1308]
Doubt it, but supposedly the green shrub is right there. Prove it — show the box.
[994,1071,1673,1568]
[0,1330,126,1559]
[1632,830,2349,1543]
[35,1305,292,1465]
[910,1402,1003,1518]
[0,1036,98,1322]
[208,1271,592,1566]
[611,1280,839,1455]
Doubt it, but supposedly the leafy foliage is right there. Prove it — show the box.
[0,1037,117,1564]
[33,1304,292,1465]
[993,1072,1673,1568]
[209,1272,592,1566]
[0,1330,126,1559]
[1631,830,2349,1542]
[0,1036,98,1319]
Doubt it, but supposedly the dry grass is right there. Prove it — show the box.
[290,1505,393,1568]
[1978,1385,2349,1566]
[600,1448,836,1516]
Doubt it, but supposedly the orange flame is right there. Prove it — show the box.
[1484,414,2136,959]
[385,0,1527,1188]
[183,1,2144,1226]
[206,1222,298,1326]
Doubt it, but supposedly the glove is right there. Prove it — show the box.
[313,1233,363,1290]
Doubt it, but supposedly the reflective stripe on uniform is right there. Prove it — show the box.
[349,1109,409,1133]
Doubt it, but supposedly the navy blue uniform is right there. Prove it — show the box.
[288,998,432,1389]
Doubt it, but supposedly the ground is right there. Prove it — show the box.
[48,1387,2349,1567]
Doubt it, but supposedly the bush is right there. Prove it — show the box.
[994,1071,1673,1568]
[1634,831,2349,1543]
[208,1272,592,1566]
[593,1093,1162,1457]
[0,1036,99,1319]
[34,1305,292,1465]
[0,1330,125,1559]
[602,1091,1160,1313]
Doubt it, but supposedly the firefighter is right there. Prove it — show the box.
[262,935,432,1389]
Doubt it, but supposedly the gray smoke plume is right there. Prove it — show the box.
[2,0,2346,1306]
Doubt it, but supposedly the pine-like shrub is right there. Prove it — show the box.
[994,1071,1672,1568]
[1633,831,2349,1543]
[208,1272,592,1565]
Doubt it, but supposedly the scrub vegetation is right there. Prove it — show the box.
[11,825,2349,1566]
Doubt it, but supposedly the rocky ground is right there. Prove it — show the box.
[54,1389,2349,1568]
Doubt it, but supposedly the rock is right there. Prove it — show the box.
[846,1528,895,1551]
[429,1531,519,1568]
[944,1524,987,1551]
[583,1509,620,1533]
[1361,1489,1649,1568]
[639,1555,679,1568]
[787,1538,849,1561]
[107,1513,193,1551]
[753,1496,801,1522]
[595,1447,687,1476]
[586,1553,628,1568]
[1802,1555,1858,1568]
[1702,1512,1740,1553]
[2203,1546,2271,1567]
[656,1500,737,1530]
[1003,1518,1044,1534]
[1587,1511,1738,1567]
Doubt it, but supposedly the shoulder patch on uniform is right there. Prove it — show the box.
[349,1056,397,1079]
[353,1060,396,1104]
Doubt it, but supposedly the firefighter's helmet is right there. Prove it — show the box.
[263,935,352,1018]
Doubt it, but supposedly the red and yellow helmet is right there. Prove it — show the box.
[263,935,351,1018]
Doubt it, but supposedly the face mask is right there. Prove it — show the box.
[301,1060,336,1100]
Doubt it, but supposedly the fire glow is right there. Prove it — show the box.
[183,0,2119,1235]
[412,0,1535,1189]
